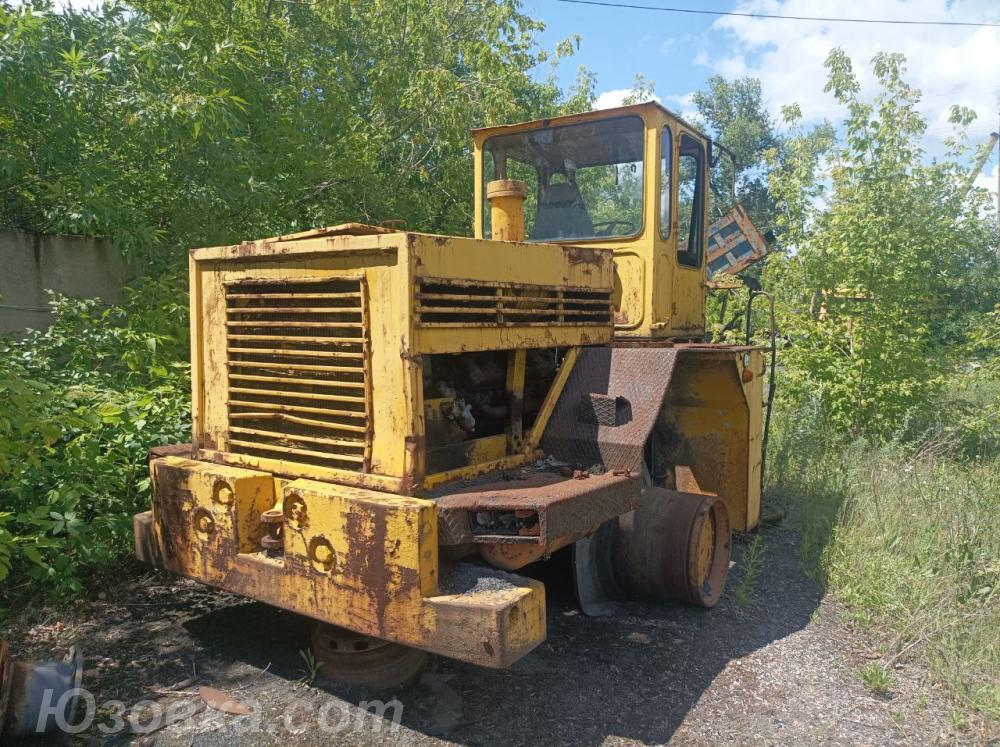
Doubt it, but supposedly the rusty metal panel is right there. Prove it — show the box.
[140,455,546,667]
[707,204,772,277]
[434,471,639,548]
[541,347,679,471]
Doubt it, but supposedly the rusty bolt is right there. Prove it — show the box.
[193,509,215,537]
[212,481,234,507]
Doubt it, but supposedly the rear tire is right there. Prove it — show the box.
[613,489,731,608]
[311,624,429,689]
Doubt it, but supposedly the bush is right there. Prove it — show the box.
[0,274,189,598]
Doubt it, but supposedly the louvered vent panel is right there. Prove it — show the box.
[224,277,370,472]
[417,278,612,327]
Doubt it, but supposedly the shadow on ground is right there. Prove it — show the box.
[172,526,820,746]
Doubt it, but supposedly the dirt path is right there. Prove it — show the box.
[6,527,964,745]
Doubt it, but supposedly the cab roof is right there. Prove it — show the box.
[471,100,711,145]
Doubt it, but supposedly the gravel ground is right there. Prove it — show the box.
[4,527,982,746]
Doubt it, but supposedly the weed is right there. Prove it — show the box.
[858,662,894,695]
[767,404,1000,723]
[298,648,320,686]
[733,534,766,610]
[948,710,967,731]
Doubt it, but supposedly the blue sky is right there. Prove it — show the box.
[524,0,1000,187]
[524,0,722,106]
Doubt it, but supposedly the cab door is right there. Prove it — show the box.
[669,130,708,334]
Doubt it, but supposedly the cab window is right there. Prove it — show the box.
[483,116,644,242]
[659,126,672,239]
[677,134,705,268]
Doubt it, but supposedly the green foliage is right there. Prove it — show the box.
[764,50,999,440]
[733,533,766,610]
[0,275,189,597]
[0,0,578,253]
[858,662,894,695]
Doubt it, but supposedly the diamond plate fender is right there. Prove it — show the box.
[540,347,679,472]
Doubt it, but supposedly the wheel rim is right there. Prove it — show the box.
[694,509,715,586]
[687,498,730,607]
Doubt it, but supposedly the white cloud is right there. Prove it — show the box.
[593,89,662,109]
[973,162,999,198]
[708,0,1000,151]
[663,92,699,122]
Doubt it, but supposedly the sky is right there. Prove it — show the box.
[524,0,1000,191]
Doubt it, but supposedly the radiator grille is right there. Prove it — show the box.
[417,278,613,327]
[224,277,370,472]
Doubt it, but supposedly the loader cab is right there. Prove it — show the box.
[473,102,712,339]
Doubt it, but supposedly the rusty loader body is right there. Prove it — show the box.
[135,102,767,684]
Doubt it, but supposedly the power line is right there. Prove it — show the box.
[552,0,1000,28]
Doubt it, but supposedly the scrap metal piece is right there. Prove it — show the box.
[707,204,773,277]
[1,644,84,739]
[541,347,680,472]
[198,686,252,716]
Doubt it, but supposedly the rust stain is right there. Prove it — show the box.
[565,246,604,265]
[399,435,424,496]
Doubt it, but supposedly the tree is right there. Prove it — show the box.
[691,75,782,231]
[764,49,997,438]
[0,0,578,253]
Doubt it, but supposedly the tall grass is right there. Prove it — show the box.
[765,400,1000,722]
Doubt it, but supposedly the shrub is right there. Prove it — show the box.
[764,51,997,440]
[0,274,189,598]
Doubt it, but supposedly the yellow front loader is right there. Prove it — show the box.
[135,102,769,687]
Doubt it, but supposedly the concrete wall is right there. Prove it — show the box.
[0,229,139,334]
